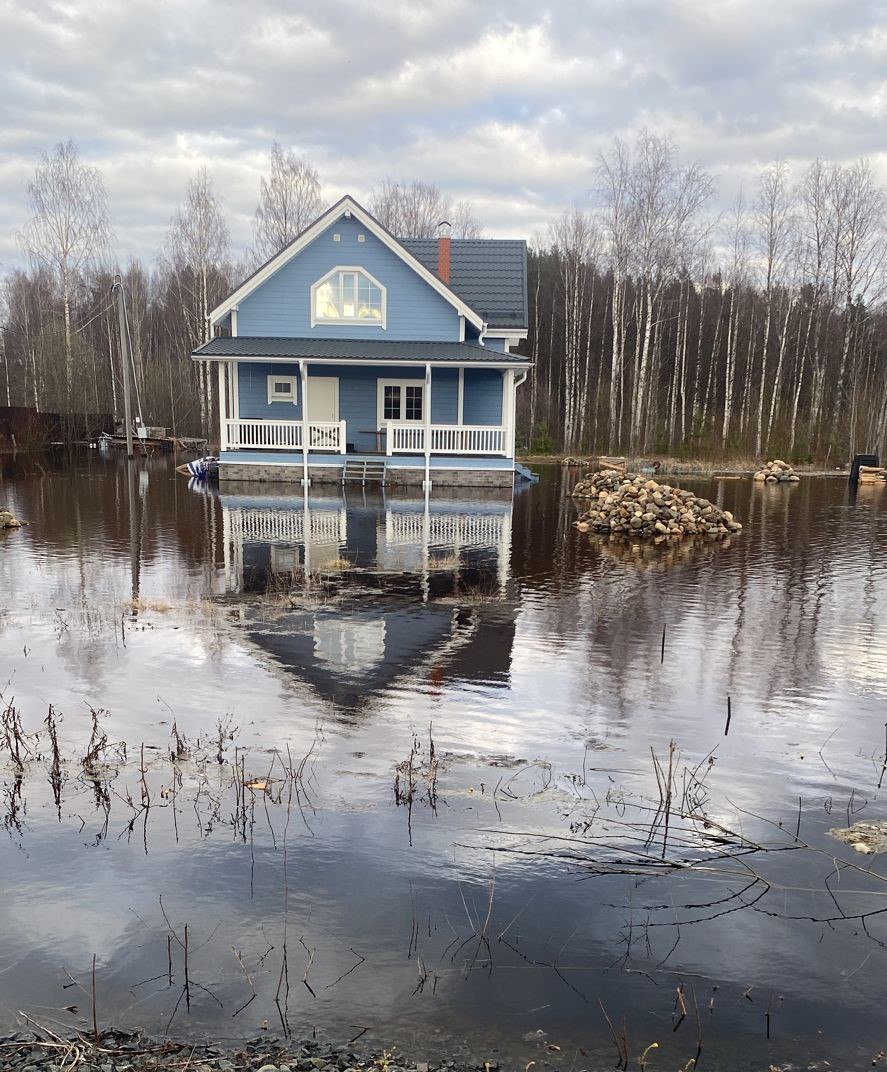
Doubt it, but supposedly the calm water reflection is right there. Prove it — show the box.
[2,451,887,1069]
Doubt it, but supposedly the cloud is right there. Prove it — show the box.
[0,0,884,268]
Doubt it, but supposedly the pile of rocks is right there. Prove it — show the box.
[753,459,800,483]
[0,508,24,529]
[571,469,742,539]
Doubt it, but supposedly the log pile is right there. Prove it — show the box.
[857,465,887,484]
[753,459,800,483]
[571,470,742,539]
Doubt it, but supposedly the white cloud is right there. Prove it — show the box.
[0,0,885,269]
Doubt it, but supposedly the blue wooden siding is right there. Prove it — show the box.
[236,361,504,451]
[431,367,458,423]
[483,338,507,352]
[238,362,303,419]
[236,216,462,341]
[463,368,504,425]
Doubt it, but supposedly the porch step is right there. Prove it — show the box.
[342,458,387,485]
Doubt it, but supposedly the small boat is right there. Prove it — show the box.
[177,456,219,480]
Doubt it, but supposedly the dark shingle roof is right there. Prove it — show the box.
[400,239,528,331]
[193,336,529,363]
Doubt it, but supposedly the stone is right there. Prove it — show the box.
[571,468,741,542]
[756,459,801,485]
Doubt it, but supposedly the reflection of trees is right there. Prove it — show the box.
[511,469,882,728]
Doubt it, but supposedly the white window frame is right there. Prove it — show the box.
[267,374,299,405]
[377,379,425,429]
[310,265,387,329]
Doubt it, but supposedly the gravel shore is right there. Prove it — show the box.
[0,1030,508,1072]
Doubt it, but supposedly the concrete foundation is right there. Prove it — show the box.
[219,462,515,488]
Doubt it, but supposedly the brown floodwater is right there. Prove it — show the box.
[2,450,887,1069]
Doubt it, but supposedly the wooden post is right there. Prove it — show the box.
[299,359,310,487]
[217,361,227,451]
[423,362,432,491]
[113,275,134,458]
[457,367,464,425]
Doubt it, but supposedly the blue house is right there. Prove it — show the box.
[192,195,529,488]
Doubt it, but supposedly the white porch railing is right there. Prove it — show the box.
[225,419,346,453]
[386,423,507,456]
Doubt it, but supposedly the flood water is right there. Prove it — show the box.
[2,451,887,1070]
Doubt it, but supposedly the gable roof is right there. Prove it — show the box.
[211,195,486,331]
[401,239,528,332]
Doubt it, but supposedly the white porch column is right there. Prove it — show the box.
[299,359,310,487]
[423,362,432,491]
[457,367,465,425]
[501,369,515,458]
[507,368,517,458]
[217,362,227,450]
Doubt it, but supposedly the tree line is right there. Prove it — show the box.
[524,136,886,462]
[2,135,885,462]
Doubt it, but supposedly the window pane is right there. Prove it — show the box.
[274,381,291,395]
[317,271,383,321]
[358,277,382,319]
[316,278,340,319]
[405,385,423,421]
[342,273,356,318]
[383,385,401,421]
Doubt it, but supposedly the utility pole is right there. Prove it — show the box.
[113,274,134,458]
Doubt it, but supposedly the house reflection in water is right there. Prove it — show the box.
[219,485,518,708]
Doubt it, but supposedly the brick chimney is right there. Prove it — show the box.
[437,220,451,284]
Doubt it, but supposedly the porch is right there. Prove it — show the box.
[215,358,519,462]
[222,417,509,456]
[216,451,516,488]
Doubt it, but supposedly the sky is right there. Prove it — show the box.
[1,0,885,270]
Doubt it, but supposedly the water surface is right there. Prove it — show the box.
[2,452,887,1069]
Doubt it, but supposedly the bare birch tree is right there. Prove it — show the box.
[370,179,483,239]
[451,199,484,238]
[753,160,794,456]
[18,140,112,395]
[253,144,324,262]
[164,167,231,435]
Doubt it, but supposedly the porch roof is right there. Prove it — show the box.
[192,336,531,365]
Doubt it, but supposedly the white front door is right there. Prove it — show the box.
[307,377,339,423]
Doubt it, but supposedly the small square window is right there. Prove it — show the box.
[357,234,365,243]
[333,233,341,242]
[267,375,298,404]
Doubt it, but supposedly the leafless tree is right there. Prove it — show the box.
[17,140,112,394]
[451,199,483,238]
[752,160,795,456]
[253,143,325,262]
[371,178,449,238]
[370,178,483,239]
[548,208,599,451]
[164,166,231,435]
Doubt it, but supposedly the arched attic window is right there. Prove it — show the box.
[311,266,386,328]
